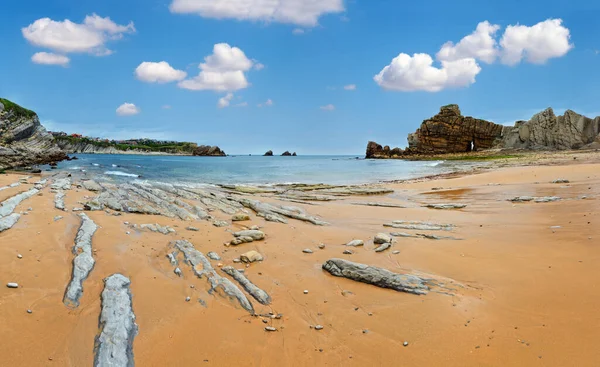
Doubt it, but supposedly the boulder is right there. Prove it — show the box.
[232,213,250,221]
[373,233,392,244]
[193,145,226,156]
[366,141,403,159]
[240,250,264,263]
[281,151,292,156]
[263,150,273,156]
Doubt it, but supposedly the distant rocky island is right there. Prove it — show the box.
[264,150,297,156]
[0,98,226,170]
[367,104,600,158]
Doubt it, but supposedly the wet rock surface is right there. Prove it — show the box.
[64,213,98,308]
[222,266,271,305]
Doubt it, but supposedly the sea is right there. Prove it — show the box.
[53,154,478,186]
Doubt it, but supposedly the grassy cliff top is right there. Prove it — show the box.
[0,98,37,119]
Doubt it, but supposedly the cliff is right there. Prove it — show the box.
[0,98,67,169]
[366,104,600,158]
[56,138,226,156]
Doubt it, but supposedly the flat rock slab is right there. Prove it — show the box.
[322,258,430,295]
[346,240,364,247]
[64,213,98,308]
[83,180,102,192]
[234,230,265,241]
[385,220,454,231]
[351,202,406,208]
[51,178,71,191]
[509,196,561,203]
[54,191,66,210]
[94,274,137,367]
[0,213,21,233]
[424,203,467,210]
[0,188,39,217]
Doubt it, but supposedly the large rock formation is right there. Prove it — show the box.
[405,104,504,154]
[0,98,67,169]
[365,142,404,158]
[263,150,273,156]
[501,108,600,150]
[193,145,226,156]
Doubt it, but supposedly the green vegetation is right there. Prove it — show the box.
[0,98,37,119]
[53,135,199,154]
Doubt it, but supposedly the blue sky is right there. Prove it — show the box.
[1,0,599,154]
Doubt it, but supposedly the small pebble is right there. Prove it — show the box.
[303,290,309,294]
[17,254,23,259]
[302,249,313,254]
[343,249,353,255]
[315,325,324,330]
[262,319,268,324]
[392,250,400,254]
[6,283,18,288]
[265,327,277,332]
[362,329,369,334]
[185,297,191,302]
[403,341,409,347]
[27,309,32,314]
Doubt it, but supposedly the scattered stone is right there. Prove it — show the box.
[6,283,18,288]
[234,230,265,241]
[207,252,221,261]
[265,327,277,332]
[213,220,230,227]
[53,215,63,221]
[343,249,354,255]
[424,203,467,210]
[315,325,324,330]
[94,274,137,367]
[403,341,409,347]
[374,242,392,253]
[17,254,22,259]
[346,239,364,247]
[174,268,183,277]
[303,290,309,294]
[318,244,326,249]
[186,226,199,231]
[240,250,263,263]
[249,225,260,230]
[302,249,314,254]
[392,250,401,254]
[185,296,191,302]
[551,179,570,184]
[27,309,32,314]
[374,233,393,244]
[232,213,250,222]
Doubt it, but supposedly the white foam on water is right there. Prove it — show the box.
[104,171,140,178]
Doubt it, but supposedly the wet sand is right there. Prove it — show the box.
[0,160,599,366]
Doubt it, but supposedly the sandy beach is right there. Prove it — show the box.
[1,155,599,366]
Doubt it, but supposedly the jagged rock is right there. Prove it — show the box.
[365,141,404,159]
[64,213,98,308]
[292,152,297,156]
[232,213,250,221]
[502,108,600,150]
[82,180,102,192]
[374,233,392,244]
[222,266,271,305]
[322,259,431,295]
[0,213,20,233]
[51,177,71,191]
[173,240,254,313]
[346,239,364,247]
[186,226,199,231]
[193,145,226,156]
[213,220,229,227]
[0,98,67,170]
[84,200,102,211]
[374,242,392,252]
[263,150,273,156]
[509,196,561,203]
[207,251,221,260]
[424,203,467,210]
[281,151,292,156]
[384,220,454,231]
[135,223,176,235]
[94,274,137,367]
[240,250,263,263]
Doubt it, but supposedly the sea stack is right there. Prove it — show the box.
[264,150,273,156]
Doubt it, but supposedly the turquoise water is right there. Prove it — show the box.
[54,154,459,185]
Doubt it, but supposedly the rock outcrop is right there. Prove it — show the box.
[263,150,273,156]
[0,98,67,169]
[193,145,226,156]
[366,104,600,158]
[501,108,600,150]
[405,104,504,154]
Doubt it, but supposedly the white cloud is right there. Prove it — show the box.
[254,62,265,70]
[437,21,500,64]
[162,105,172,109]
[31,52,70,66]
[22,14,135,56]
[500,19,573,65]
[116,103,140,116]
[292,28,305,35]
[343,84,356,91]
[257,98,273,107]
[217,93,234,108]
[374,53,481,92]
[178,43,254,91]
[135,61,187,83]
[169,0,344,27]
[320,104,335,111]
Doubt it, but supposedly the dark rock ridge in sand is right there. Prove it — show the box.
[0,98,67,169]
[366,104,600,158]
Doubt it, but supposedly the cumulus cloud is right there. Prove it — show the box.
[500,19,573,65]
[31,52,70,66]
[320,104,335,111]
[375,18,572,92]
[343,84,356,91]
[116,103,140,116]
[257,99,273,107]
[178,43,254,91]
[217,93,234,108]
[437,21,500,64]
[22,14,135,56]
[374,53,481,92]
[135,61,187,83]
[169,0,344,27]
